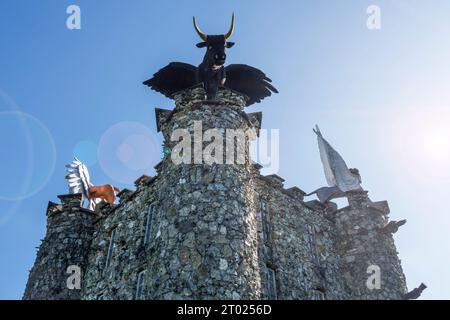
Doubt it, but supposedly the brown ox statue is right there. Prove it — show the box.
[89,185,120,206]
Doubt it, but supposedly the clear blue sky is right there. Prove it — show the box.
[1,0,449,299]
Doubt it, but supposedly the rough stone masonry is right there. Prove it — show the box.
[23,87,409,300]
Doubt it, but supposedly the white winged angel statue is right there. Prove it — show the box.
[65,158,120,210]
[306,125,363,203]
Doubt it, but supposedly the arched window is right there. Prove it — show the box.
[307,224,319,265]
[135,270,146,300]
[261,200,271,242]
[266,266,277,300]
[144,205,154,245]
[105,228,116,269]
[311,288,326,300]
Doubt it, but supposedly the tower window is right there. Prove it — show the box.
[266,266,277,300]
[311,288,326,300]
[135,270,146,300]
[144,205,154,245]
[261,201,271,242]
[307,224,319,264]
[105,228,116,269]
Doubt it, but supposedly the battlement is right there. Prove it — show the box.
[24,194,97,300]
[172,85,249,109]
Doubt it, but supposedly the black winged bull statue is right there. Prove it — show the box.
[143,14,278,106]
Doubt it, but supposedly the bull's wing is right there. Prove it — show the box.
[224,64,278,106]
[143,62,199,98]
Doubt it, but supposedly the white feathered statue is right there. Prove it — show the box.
[65,158,119,210]
[306,125,363,203]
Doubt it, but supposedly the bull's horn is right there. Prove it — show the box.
[224,13,234,40]
[193,16,207,41]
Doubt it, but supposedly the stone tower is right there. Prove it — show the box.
[23,194,95,299]
[148,87,262,299]
[334,191,408,299]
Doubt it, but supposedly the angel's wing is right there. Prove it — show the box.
[314,127,361,192]
[65,157,92,200]
[224,64,278,106]
[143,62,199,98]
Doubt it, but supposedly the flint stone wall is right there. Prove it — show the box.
[334,192,408,299]
[24,87,408,300]
[23,194,95,300]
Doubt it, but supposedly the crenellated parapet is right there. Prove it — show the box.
[334,191,408,299]
[23,193,96,300]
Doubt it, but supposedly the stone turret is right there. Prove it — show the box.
[148,86,262,299]
[334,191,408,299]
[23,194,96,300]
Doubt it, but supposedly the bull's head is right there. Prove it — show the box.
[193,14,235,66]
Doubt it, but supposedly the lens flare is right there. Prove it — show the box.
[98,122,161,184]
[420,131,450,160]
[0,111,56,202]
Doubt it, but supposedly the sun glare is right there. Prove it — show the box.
[422,131,450,160]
